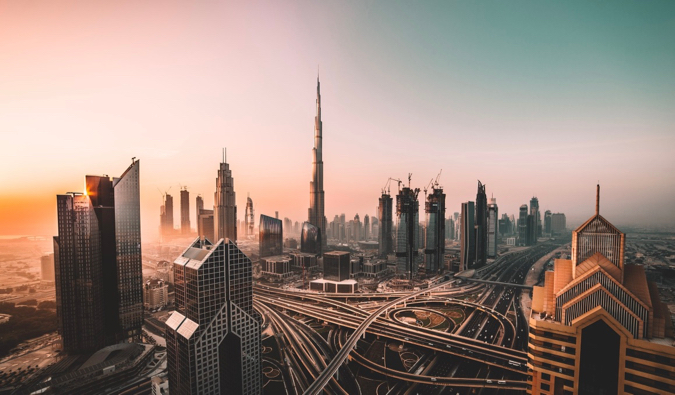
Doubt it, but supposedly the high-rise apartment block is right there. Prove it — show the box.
[214,150,237,243]
[166,238,261,394]
[395,187,420,278]
[378,192,394,257]
[528,186,675,394]
[308,76,327,248]
[487,197,498,258]
[259,214,283,258]
[551,213,567,235]
[54,160,143,353]
[424,187,445,274]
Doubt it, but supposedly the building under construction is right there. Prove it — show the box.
[395,183,420,280]
[424,186,445,274]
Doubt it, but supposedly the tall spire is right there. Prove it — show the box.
[309,74,326,250]
[596,184,600,215]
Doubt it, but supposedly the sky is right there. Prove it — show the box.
[1,0,674,240]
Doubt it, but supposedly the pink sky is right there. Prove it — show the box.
[1,1,674,239]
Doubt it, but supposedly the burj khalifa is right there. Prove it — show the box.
[308,75,327,248]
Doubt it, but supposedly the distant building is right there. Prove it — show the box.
[527,214,536,245]
[143,279,168,310]
[353,214,362,241]
[424,187,446,274]
[459,201,475,271]
[363,214,370,240]
[259,214,282,258]
[551,213,567,235]
[245,196,254,238]
[300,222,321,255]
[487,197,498,258]
[544,210,552,235]
[378,193,394,257]
[214,150,237,243]
[290,252,317,271]
[498,213,512,237]
[166,238,261,394]
[180,188,190,234]
[261,256,292,278]
[41,253,54,282]
[528,186,675,394]
[308,77,327,249]
[198,209,215,243]
[324,251,351,282]
[395,187,420,278]
[195,195,204,231]
[530,196,541,238]
[160,193,174,238]
[309,279,358,293]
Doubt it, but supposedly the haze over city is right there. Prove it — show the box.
[1,0,674,240]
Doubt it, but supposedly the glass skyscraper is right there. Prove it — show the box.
[259,214,282,258]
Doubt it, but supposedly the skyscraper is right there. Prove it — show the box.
[323,251,351,282]
[518,204,528,246]
[353,213,362,241]
[474,181,488,267]
[530,196,541,238]
[544,209,552,235]
[459,201,475,271]
[487,197,498,258]
[160,193,174,238]
[180,188,190,235]
[55,160,143,353]
[195,194,204,230]
[378,192,394,257]
[396,187,420,278]
[308,76,327,248]
[245,195,254,238]
[363,214,370,241]
[214,149,237,243]
[528,185,675,394]
[551,213,567,235]
[301,222,321,255]
[259,214,282,258]
[166,238,261,394]
[424,186,446,274]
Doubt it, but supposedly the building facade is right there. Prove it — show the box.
[551,213,567,235]
[166,238,261,395]
[180,188,190,234]
[259,214,283,258]
[198,209,215,243]
[528,186,675,394]
[245,195,254,238]
[459,201,475,271]
[324,251,351,282]
[41,253,54,282]
[301,222,321,255]
[143,279,169,310]
[378,193,394,257]
[474,181,488,267]
[160,193,174,238]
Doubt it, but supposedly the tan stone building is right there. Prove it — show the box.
[528,186,675,394]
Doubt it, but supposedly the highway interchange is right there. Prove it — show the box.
[254,242,562,395]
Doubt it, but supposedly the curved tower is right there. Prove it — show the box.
[308,75,327,248]
[245,195,254,237]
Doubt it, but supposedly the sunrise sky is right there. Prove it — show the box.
[1,1,674,240]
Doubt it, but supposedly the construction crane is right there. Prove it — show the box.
[433,169,443,188]
[157,186,172,199]
[382,177,403,195]
[423,178,434,201]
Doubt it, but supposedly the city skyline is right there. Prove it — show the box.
[2,1,675,240]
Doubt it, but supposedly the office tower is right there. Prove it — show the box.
[528,185,675,394]
[487,197,498,258]
[474,181,488,267]
[424,187,446,273]
[166,238,262,395]
[551,213,567,235]
[544,210,552,235]
[527,214,536,246]
[378,192,394,257]
[518,204,528,246]
[198,209,215,243]
[180,188,190,235]
[454,212,461,241]
[55,160,142,353]
[459,201,475,271]
[324,251,351,282]
[396,187,420,278]
[301,222,321,255]
[54,192,105,353]
[308,76,327,248]
[363,214,370,240]
[41,253,54,282]
[530,196,541,238]
[214,149,237,243]
[245,195,254,238]
[353,214,362,241]
[195,195,204,231]
[259,214,282,258]
[160,193,174,237]
[498,213,512,236]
